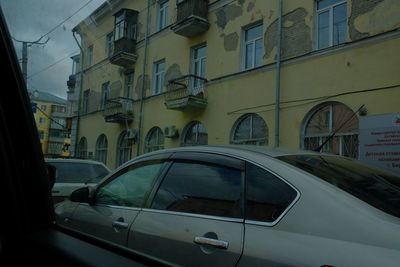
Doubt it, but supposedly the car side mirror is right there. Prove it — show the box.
[44,163,56,190]
[70,187,92,203]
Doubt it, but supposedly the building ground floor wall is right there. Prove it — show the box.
[76,36,400,171]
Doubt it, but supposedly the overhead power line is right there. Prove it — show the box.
[38,0,95,39]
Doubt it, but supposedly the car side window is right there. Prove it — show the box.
[246,162,297,223]
[151,161,243,218]
[96,162,164,207]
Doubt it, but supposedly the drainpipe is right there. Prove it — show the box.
[136,0,151,156]
[274,0,283,148]
[72,28,84,157]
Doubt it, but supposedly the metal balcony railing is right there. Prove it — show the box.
[102,97,134,123]
[165,75,207,111]
[166,74,207,100]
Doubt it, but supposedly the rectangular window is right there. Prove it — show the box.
[100,82,110,110]
[191,45,206,93]
[151,162,243,218]
[157,1,169,31]
[245,163,297,223]
[87,45,93,67]
[153,60,165,95]
[243,24,263,70]
[114,10,137,41]
[105,32,114,57]
[125,72,134,98]
[316,0,347,49]
[83,89,90,113]
[39,117,46,124]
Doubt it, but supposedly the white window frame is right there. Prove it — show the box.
[315,0,347,50]
[191,44,206,94]
[125,72,134,98]
[100,82,110,110]
[153,60,165,95]
[82,89,90,114]
[86,45,93,68]
[105,32,114,57]
[157,0,169,31]
[242,23,263,71]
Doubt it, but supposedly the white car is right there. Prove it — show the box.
[46,158,110,203]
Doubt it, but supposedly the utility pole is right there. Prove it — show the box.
[13,36,49,84]
[22,42,28,83]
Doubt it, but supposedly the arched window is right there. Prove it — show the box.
[231,113,268,145]
[302,102,359,158]
[145,127,164,153]
[182,121,208,146]
[116,131,132,167]
[95,134,108,164]
[77,137,87,159]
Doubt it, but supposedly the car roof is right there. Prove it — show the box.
[45,158,109,166]
[136,145,325,160]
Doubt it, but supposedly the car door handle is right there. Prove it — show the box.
[193,236,229,249]
[111,220,129,229]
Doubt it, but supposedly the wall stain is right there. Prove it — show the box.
[264,8,312,60]
[135,74,150,98]
[222,32,239,51]
[349,0,385,40]
[216,4,243,29]
[164,64,182,85]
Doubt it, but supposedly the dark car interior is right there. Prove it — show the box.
[0,7,165,267]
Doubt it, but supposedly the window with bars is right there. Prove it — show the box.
[182,121,208,146]
[95,134,108,165]
[144,127,164,153]
[231,113,268,145]
[303,102,358,158]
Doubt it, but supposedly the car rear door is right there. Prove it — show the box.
[128,152,245,266]
[66,155,170,246]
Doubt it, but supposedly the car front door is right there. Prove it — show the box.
[66,158,168,246]
[128,152,245,266]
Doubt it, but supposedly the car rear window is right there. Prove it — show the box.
[48,162,109,184]
[277,155,400,218]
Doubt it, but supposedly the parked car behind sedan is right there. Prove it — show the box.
[46,158,110,203]
[55,146,400,267]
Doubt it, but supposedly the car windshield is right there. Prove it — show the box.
[278,155,400,218]
[47,162,109,183]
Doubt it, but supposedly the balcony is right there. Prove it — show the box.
[171,0,209,38]
[165,75,207,111]
[110,38,137,68]
[102,97,134,124]
[67,75,76,90]
[110,9,139,68]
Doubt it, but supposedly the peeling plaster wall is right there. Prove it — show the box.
[164,64,182,84]
[216,3,244,29]
[264,8,312,61]
[349,0,400,41]
[222,32,239,51]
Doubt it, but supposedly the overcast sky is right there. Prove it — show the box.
[1,0,106,99]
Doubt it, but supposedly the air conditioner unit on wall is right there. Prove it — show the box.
[164,125,178,138]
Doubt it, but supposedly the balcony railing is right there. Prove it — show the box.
[165,75,207,111]
[171,0,209,38]
[102,97,134,124]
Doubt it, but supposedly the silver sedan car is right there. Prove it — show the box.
[55,146,400,266]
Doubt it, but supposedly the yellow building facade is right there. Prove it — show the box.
[30,90,70,157]
[73,0,400,171]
